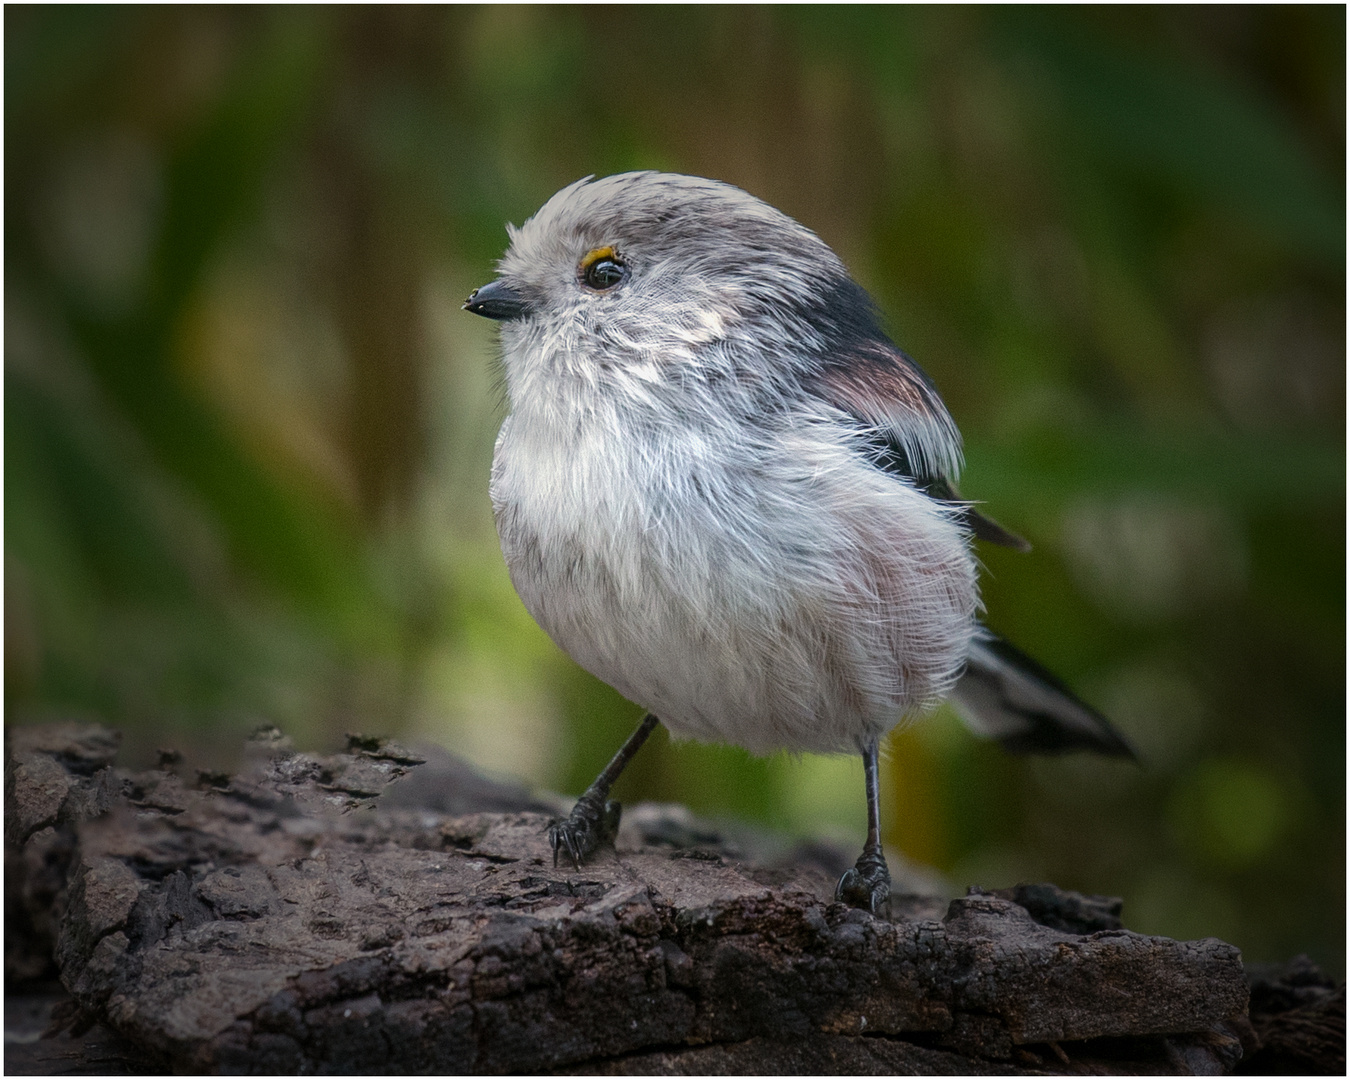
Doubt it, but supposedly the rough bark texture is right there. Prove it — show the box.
[1236,957,1345,1075]
[3,722,1341,1074]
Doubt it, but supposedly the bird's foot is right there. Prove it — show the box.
[836,844,891,916]
[548,787,622,868]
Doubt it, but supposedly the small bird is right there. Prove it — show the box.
[465,172,1133,914]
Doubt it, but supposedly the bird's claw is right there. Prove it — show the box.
[548,788,622,868]
[836,846,891,916]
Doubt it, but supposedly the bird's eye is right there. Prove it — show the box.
[580,247,628,291]
[586,259,626,289]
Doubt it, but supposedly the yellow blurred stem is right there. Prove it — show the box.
[884,726,947,870]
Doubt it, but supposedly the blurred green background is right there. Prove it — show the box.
[6,7,1343,971]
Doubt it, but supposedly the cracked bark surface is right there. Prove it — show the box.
[3,722,1338,1074]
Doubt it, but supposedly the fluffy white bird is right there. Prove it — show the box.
[465,172,1133,913]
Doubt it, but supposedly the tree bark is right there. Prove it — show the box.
[4,723,1340,1074]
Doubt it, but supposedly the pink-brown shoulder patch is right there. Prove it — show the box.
[816,343,948,426]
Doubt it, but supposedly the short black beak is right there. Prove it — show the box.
[463,279,530,321]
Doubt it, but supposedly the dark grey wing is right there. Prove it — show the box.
[806,333,1030,551]
[950,627,1137,758]
[799,314,1122,757]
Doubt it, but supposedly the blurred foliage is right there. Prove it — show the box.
[5,7,1343,971]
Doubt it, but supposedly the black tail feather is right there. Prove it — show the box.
[949,628,1137,760]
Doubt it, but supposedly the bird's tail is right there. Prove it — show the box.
[949,627,1137,759]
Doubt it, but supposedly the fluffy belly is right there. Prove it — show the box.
[491,415,979,755]
[510,550,853,752]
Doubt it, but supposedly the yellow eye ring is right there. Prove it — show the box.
[579,246,627,290]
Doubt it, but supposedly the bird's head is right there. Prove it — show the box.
[465,172,879,404]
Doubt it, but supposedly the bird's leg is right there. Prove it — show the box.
[836,737,892,915]
[549,713,660,868]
